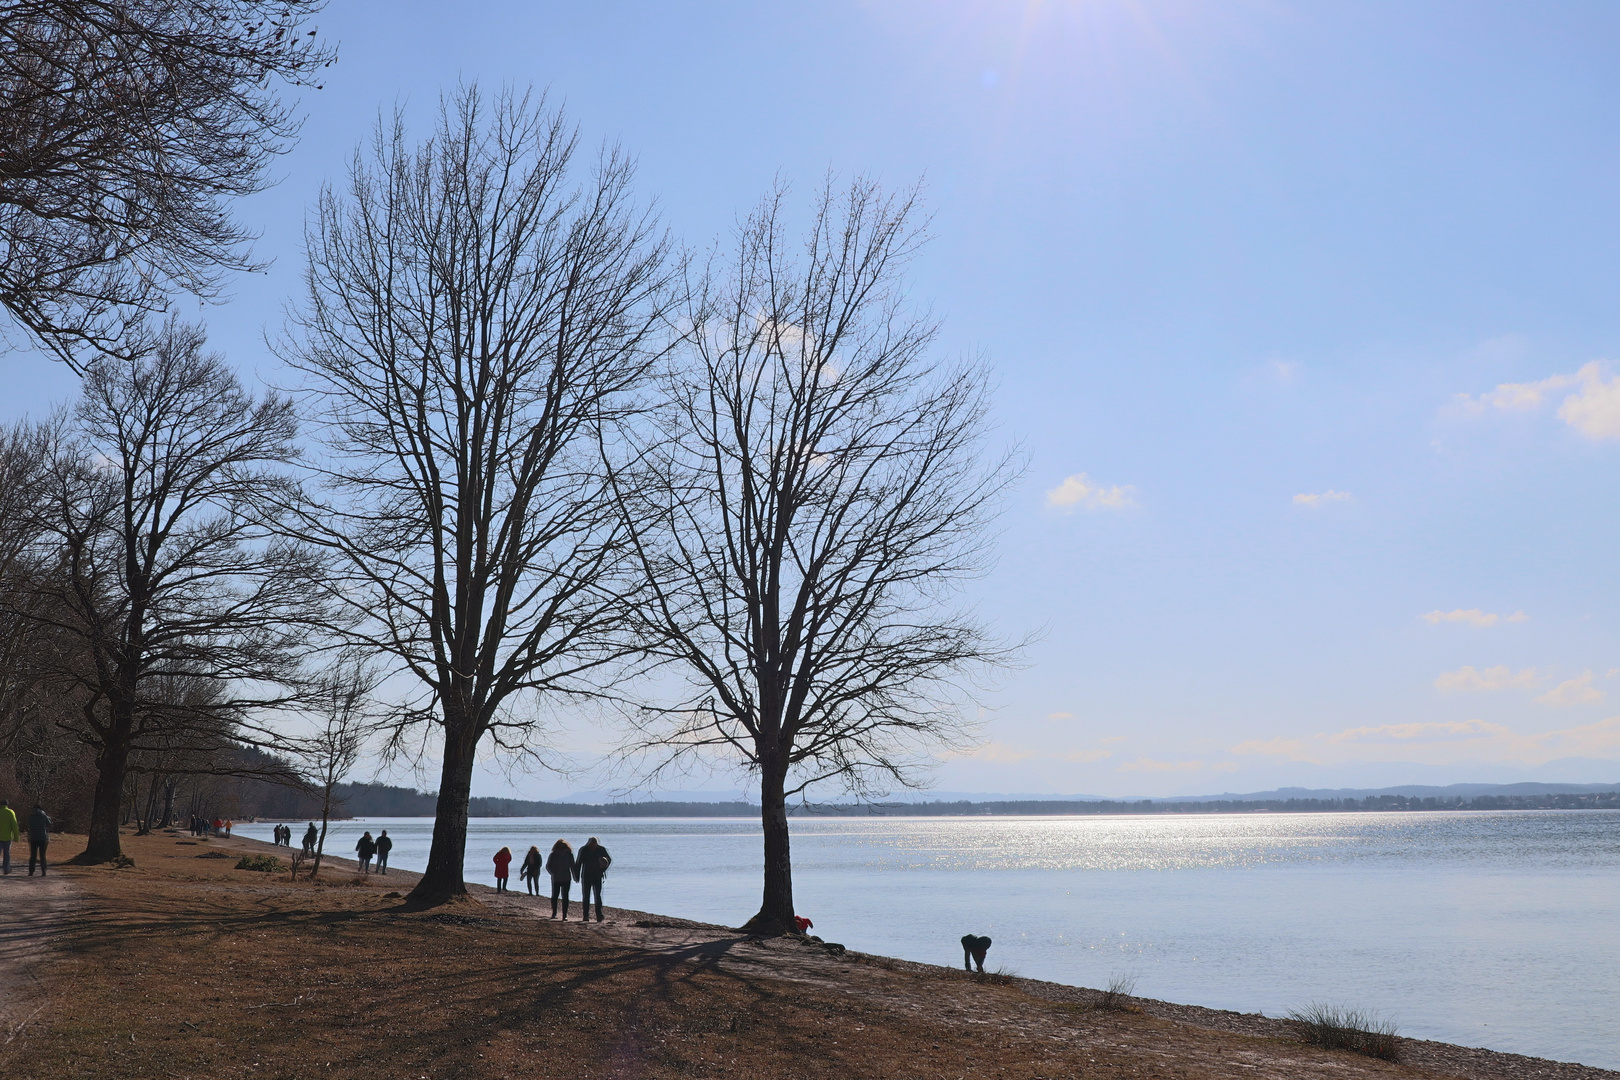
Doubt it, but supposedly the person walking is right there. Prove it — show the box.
[355,831,377,873]
[519,845,542,896]
[544,840,574,918]
[26,803,50,876]
[574,836,611,922]
[375,830,392,874]
[0,799,18,875]
[302,822,318,856]
[493,846,513,893]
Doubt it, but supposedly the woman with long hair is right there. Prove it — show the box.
[545,839,575,919]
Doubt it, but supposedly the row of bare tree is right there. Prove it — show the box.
[3,1,1015,930]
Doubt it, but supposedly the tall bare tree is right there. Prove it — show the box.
[0,0,332,364]
[616,180,1017,934]
[292,656,375,879]
[8,322,321,861]
[281,85,673,904]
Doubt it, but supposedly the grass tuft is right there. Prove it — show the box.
[234,854,285,873]
[1287,1003,1401,1062]
[1097,972,1139,1012]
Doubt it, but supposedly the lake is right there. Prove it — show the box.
[238,810,1620,1069]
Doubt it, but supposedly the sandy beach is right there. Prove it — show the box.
[0,829,1610,1080]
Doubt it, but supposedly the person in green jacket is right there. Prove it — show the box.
[0,799,19,875]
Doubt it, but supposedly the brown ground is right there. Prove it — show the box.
[0,830,1610,1080]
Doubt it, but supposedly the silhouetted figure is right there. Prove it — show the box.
[519,845,542,896]
[375,830,392,874]
[574,837,611,922]
[27,804,50,876]
[493,846,513,892]
[302,823,318,856]
[0,799,18,875]
[355,831,376,873]
[545,839,574,919]
[961,934,992,973]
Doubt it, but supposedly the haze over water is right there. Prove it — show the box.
[245,809,1619,1068]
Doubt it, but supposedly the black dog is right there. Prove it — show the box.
[961,934,992,973]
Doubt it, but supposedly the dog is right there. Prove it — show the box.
[961,934,992,973]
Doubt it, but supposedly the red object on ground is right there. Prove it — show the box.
[793,916,813,933]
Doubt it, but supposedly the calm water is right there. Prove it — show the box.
[241,811,1620,1068]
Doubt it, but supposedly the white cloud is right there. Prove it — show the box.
[1420,609,1528,628]
[1536,672,1605,707]
[1229,737,1317,762]
[1116,756,1205,773]
[1327,719,1507,744]
[1292,490,1352,506]
[1046,473,1136,512]
[1046,711,1075,721]
[1463,361,1620,441]
[1062,749,1114,764]
[1434,665,1541,693]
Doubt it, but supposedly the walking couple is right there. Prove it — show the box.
[495,837,611,922]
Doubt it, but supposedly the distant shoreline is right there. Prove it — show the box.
[276,791,1620,820]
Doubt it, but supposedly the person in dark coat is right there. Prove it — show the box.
[355,831,377,873]
[375,830,392,874]
[302,822,318,856]
[26,804,51,876]
[961,934,992,973]
[519,845,542,896]
[573,837,611,922]
[545,839,574,918]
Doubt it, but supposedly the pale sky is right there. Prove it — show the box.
[7,1,1620,797]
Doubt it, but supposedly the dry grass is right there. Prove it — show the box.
[1289,1002,1403,1062]
[1098,971,1141,1012]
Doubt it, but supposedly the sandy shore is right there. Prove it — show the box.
[0,828,1609,1080]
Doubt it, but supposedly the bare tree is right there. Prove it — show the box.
[0,0,332,364]
[7,322,323,861]
[293,656,375,880]
[281,85,673,904]
[615,180,1018,934]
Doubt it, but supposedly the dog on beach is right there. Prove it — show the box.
[961,934,992,972]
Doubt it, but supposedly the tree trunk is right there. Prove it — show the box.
[744,754,795,934]
[160,780,177,828]
[81,726,133,862]
[408,724,478,906]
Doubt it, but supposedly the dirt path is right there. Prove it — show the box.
[0,856,81,1048]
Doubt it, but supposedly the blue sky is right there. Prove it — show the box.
[7,0,1620,797]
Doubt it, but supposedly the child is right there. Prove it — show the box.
[520,845,542,896]
[493,846,513,893]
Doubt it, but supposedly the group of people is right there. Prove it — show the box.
[187,816,232,838]
[493,837,612,921]
[0,799,51,876]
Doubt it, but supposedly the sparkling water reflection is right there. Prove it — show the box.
[240,811,1620,1068]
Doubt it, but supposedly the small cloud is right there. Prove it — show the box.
[1293,490,1352,507]
[1434,665,1540,693]
[1062,749,1113,764]
[1461,362,1620,441]
[1536,672,1605,707]
[1046,711,1075,721]
[1098,735,1127,746]
[1325,719,1509,745]
[1270,359,1301,384]
[1229,737,1317,762]
[1046,473,1136,512]
[1420,609,1528,628]
[969,741,1038,764]
[1116,757,1204,773]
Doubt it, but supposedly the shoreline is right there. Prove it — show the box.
[0,828,1611,1080]
[230,831,1614,1080]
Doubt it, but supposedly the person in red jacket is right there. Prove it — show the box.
[493,846,513,892]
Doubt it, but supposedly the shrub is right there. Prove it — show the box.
[234,854,285,873]
[1287,1003,1401,1062]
